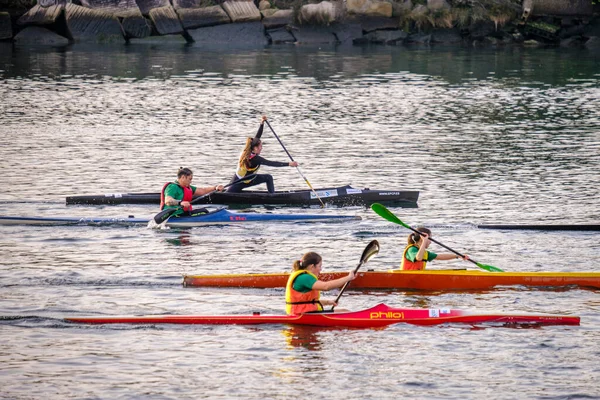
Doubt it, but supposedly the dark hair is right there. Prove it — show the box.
[177,167,193,178]
[408,227,431,245]
[292,252,322,271]
[250,137,262,148]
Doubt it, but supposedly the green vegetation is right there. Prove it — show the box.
[394,0,520,31]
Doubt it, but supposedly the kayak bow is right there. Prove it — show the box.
[65,303,580,327]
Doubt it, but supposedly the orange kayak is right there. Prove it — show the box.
[183,270,600,291]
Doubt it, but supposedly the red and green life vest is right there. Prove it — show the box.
[160,182,194,212]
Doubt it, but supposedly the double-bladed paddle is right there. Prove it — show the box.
[151,174,256,224]
[331,239,380,311]
[370,203,503,273]
[264,120,325,208]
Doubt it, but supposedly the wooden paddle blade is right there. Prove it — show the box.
[153,208,177,224]
[371,203,410,229]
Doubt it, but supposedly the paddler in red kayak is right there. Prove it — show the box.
[227,115,298,193]
[160,167,224,217]
[401,227,469,270]
[285,252,355,315]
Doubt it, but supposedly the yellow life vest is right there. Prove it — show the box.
[285,270,322,315]
[400,244,428,270]
[236,153,260,183]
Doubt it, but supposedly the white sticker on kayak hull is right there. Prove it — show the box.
[311,189,339,199]
[429,309,451,318]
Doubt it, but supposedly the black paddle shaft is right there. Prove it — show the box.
[331,240,380,310]
[264,120,295,161]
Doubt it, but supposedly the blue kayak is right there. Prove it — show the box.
[0,208,360,228]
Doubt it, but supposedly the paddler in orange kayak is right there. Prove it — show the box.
[401,227,469,270]
[285,252,355,315]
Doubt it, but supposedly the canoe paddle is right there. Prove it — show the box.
[331,239,380,311]
[264,120,326,208]
[370,203,503,273]
[151,174,256,224]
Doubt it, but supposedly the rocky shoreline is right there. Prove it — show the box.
[0,0,599,49]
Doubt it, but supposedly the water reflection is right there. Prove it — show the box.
[2,43,599,85]
[282,325,324,351]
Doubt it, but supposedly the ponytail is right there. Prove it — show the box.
[292,252,322,271]
[238,137,256,169]
[407,227,431,245]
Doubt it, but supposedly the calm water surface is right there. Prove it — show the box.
[1,43,599,399]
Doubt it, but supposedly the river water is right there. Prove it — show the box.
[1,43,599,399]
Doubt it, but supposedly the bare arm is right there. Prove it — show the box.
[311,271,355,291]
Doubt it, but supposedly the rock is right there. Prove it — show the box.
[122,14,152,39]
[290,25,338,44]
[266,27,295,43]
[135,0,171,16]
[331,22,363,45]
[149,5,185,35]
[79,0,140,18]
[188,21,268,47]
[299,2,337,25]
[346,15,398,33]
[364,29,407,44]
[222,1,261,23]
[406,32,431,44]
[259,0,271,11]
[176,5,231,30]
[584,36,600,50]
[18,3,64,26]
[262,9,293,29]
[13,26,70,45]
[346,0,392,18]
[65,3,125,43]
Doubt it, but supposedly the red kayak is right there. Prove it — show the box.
[65,303,579,328]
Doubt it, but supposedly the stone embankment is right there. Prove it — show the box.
[0,0,598,49]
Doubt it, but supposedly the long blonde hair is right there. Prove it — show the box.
[238,137,260,169]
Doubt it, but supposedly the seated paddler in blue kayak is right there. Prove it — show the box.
[285,252,355,315]
[227,115,298,193]
[401,227,469,270]
[160,167,224,217]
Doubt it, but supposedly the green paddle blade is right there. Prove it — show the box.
[371,203,505,273]
[371,203,410,229]
[476,262,504,273]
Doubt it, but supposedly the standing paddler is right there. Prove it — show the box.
[227,115,298,193]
